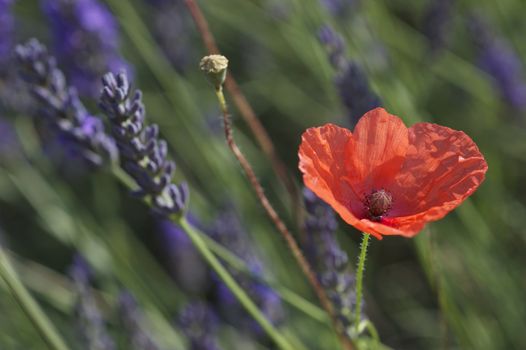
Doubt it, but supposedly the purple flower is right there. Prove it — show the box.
[118,292,160,350]
[69,255,116,350]
[209,210,284,338]
[146,0,192,73]
[0,0,26,113]
[99,71,189,216]
[468,15,526,111]
[41,0,130,97]
[336,63,382,126]
[320,0,359,18]
[158,219,210,294]
[421,0,455,53]
[178,301,220,350]
[317,25,381,126]
[0,0,14,68]
[318,25,347,71]
[16,39,118,167]
[303,188,362,334]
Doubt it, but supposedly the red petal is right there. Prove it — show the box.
[387,122,488,236]
[298,124,364,228]
[345,108,409,194]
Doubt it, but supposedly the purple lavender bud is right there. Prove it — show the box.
[40,0,130,97]
[158,219,210,294]
[146,0,192,73]
[303,188,363,333]
[468,15,526,111]
[421,0,455,53]
[318,25,347,72]
[178,301,220,350]
[209,210,284,338]
[0,0,30,114]
[336,62,382,126]
[99,71,189,216]
[320,0,359,19]
[69,255,116,350]
[15,39,118,167]
[317,25,381,126]
[118,292,160,350]
[0,0,14,68]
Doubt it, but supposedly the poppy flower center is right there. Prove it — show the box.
[364,189,392,221]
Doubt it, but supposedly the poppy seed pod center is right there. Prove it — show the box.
[365,189,392,220]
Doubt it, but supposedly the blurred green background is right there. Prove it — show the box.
[1,0,526,349]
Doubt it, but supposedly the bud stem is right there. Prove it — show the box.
[184,0,299,218]
[214,85,354,350]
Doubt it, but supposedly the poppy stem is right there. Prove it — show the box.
[354,233,371,335]
[213,85,355,350]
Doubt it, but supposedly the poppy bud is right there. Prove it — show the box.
[365,189,392,219]
[199,54,228,89]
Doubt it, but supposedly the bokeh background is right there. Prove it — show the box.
[1,0,525,349]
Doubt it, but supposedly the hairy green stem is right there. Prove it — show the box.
[354,233,371,333]
[0,246,69,350]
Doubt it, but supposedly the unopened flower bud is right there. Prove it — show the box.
[199,54,228,89]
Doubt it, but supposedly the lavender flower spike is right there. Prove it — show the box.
[118,291,160,350]
[303,188,363,336]
[16,39,118,167]
[210,210,284,339]
[468,15,526,111]
[318,25,347,72]
[178,301,220,350]
[421,0,455,53]
[41,0,130,97]
[99,71,189,216]
[320,0,359,20]
[317,25,381,126]
[147,0,192,73]
[159,219,210,295]
[0,0,14,68]
[336,63,382,126]
[69,255,115,350]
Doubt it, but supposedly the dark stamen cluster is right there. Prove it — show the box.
[99,71,188,216]
[364,189,392,221]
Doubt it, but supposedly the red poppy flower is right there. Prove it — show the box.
[298,108,488,239]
